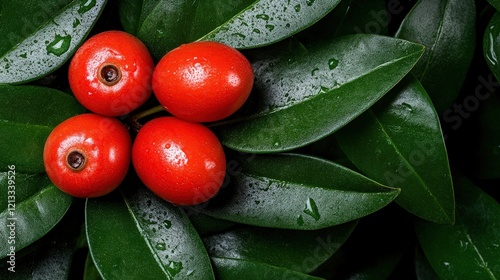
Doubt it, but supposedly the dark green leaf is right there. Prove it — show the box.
[0,85,85,173]
[415,175,500,279]
[84,253,103,280]
[414,246,439,280]
[0,181,72,258]
[336,76,454,224]
[119,0,340,60]
[212,34,424,153]
[485,11,500,84]
[199,0,341,49]
[0,173,47,213]
[192,153,399,230]
[0,0,107,84]
[211,257,325,280]
[188,212,235,236]
[487,0,500,12]
[86,186,214,280]
[395,0,476,113]
[204,221,357,274]
[474,92,500,179]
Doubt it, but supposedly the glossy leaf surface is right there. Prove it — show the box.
[336,76,454,224]
[86,186,214,279]
[204,221,357,273]
[0,0,107,84]
[487,0,500,12]
[0,182,72,258]
[0,85,85,173]
[416,175,500,279]
[0,172,47,213]
[484,11,500,83]
[119,0,340,60]
[192,153,399,230]
[395,0,476,113]
[212,34,424,153]
[211,257,324,280]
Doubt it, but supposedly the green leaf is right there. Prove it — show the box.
[0,0,107,84]
[199,0,341,49]
[84,253,103,280]
[212,34,424,153]
[474,92,500,179]
[336,76,454,224]
[0,172,47,213]
[0,212,80,279]
[191,153,399,230]
[0,85,85,173]
[204,221,357,274]
[414,246,439,280]
[297,0,388,44]
[487,0,500,12]
[119,0,340,60]
[0,181,72,258]
[86,186,215,280]
[415,175,500,279]
[395,0,476,113]
[485,11,500,83]
[188,212,236,236]
[211,257,325,280]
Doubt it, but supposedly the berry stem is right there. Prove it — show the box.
[128,105,165,132]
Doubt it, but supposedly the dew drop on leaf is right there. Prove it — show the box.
[256,14,270,20]
[155,242,167,251]
[294,4,301,12]
[167,261,183,277]
[401,102,413,112]
[265,25,275,31]
[328,58,339,70]
[78,0,96,15]
[306,0,315,6]
[46,34,72,57]
[303,197,321,221]
[297,214,304,226]
[73,18,81,28]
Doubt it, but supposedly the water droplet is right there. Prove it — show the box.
[46,34,72,57]
[297,215,304,226]
[73,18,80,28]
[294,4,301,12]
[155,242,166,251]
[273,141,280,146]
[303,198,321,221]
[19,53,27,59]
[253,28,261,34]
[78,0,96,15]
[265,25,275,31]
[285,23,291,28]
[256,14,270,20]
[254,200,260,205]
[164,219,172,229]
[167,261,183,277]
[311,67,319,76]
[232,33,246,39]
[487,28,498,66]
[401,102,413,112]
[328,58,339,70]
[306,0,315,6]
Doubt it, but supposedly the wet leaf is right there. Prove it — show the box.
[0,85,85,173]
[204,221,357,273]
[415,175,500,279]
[484,11,500,83]
[0,181,72,258]
[0,0,107,84]
[336,76,454,224]
[119,0,340,60]
[212,34,424,153]
[211,257,325,280]
[86,185,214,279]
[191,153,399,230]
[395,0,476,113]
[487,0,500,12]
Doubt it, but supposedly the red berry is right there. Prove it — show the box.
[152,41,254,122]
[132,117,226,206]
[43,113,131,198]
[69,31,154,117]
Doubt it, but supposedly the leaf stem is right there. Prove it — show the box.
[128,105,164,132]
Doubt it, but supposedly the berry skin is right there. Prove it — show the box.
[43,114,131,198]
[69,30,154,117]
[152,41,254,122]
[132,117,226,206]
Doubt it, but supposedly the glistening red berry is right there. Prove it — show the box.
[69,30,154,117]
[132,117,226,206]
[152,41,254,122]
[43,113,131,198]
